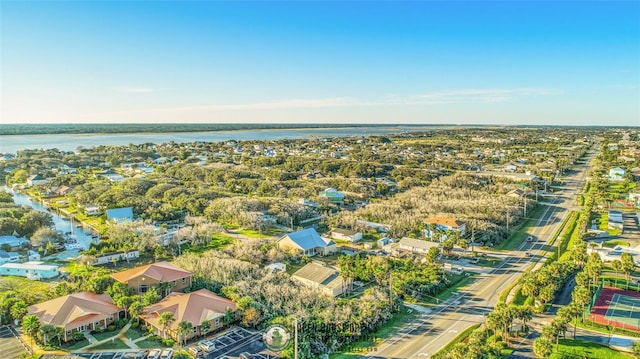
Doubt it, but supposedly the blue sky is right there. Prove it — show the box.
[1,1,638,126]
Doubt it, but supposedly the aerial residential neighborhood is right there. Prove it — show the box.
[1,1,639,358]
[1,127,639,359]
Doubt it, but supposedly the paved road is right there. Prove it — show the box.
[363,150,597,359]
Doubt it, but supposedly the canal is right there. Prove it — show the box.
[5,187,98,260]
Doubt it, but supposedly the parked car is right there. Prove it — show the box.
[136,350,148,359]
[198,340,216,352]
[526,235,534,242]
[147,350,161,359]
[160,348,173,359]
[470,258,480,264]
[188,347,204,357]
[525,251,532,257]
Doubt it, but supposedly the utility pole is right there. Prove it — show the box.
[294,318,298,359]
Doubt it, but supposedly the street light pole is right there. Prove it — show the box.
[294,318,298,359]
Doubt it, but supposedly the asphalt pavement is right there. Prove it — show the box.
[363,150,596,358]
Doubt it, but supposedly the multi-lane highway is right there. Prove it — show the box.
[363,149,597,359]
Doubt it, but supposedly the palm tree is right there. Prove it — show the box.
[518,306,533,331]
[22,315,40,352]
[200,320,211,337]
[223,307,235,327]
[10,301,28,322]
[612,259,623,287]
[158,312,176,339]
[177,321,193,347]
[39,324,61,348]
[621,253,636,289]
[533,337,553,358]
[129,300,144,325]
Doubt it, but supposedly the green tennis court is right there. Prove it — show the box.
[604,293,640,327]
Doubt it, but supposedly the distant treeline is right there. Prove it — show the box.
[0,123,405,136]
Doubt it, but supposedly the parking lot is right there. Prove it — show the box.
[70,350,147,359]
[0,325,28,359]
[192,328,278,359]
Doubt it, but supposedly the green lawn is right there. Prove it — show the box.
[92,330,120,341]
[497,205,547,251]
[475,256,502,267]
[329,306,415,359]
[596,212,623,236]
[511,288,534,306]
[418,274,477,305]
[62,339,90,351]
[430,324,481,359]
[0,276,54,295]
[124,328,144,340]
[136,338,168,349]
[603,240,630,248]
[93,338,131,350]
[183,234,236,254]
[237,228,283,238]
[551,338,631,359]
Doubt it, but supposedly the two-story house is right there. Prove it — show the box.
[111,262,193,297]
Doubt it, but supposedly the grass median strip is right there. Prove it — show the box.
[429,323,481,359]
[329,306,414,359]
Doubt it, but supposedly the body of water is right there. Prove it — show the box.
[0,125,429,154]
[5,187,97,258]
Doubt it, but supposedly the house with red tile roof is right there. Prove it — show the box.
[27,292,122,341]
[424,216,466,240]
[140,289,236,341]
[111,262,193,297]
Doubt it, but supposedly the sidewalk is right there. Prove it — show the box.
[76,321,141,353]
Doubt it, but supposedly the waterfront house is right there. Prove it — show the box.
[329,228,363,242]
[84,205,100,216]
[28,292,122,341]
[106,207,134,224]
[0,261,59,280]
[0,235,30,249]
[54,185,74,196]
[111,261,193,296]
[27,174,48,187]
[27,250,40,261]
[277,228,337,256]
[93,250,140,265]
[140,289,236,341]
[0,250,20,264]
[292,262,348,297]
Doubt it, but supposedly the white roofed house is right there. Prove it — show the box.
[0,262,59,280]
[277,228,337,256]
[397,237,441,255]
[329,228,363,242]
